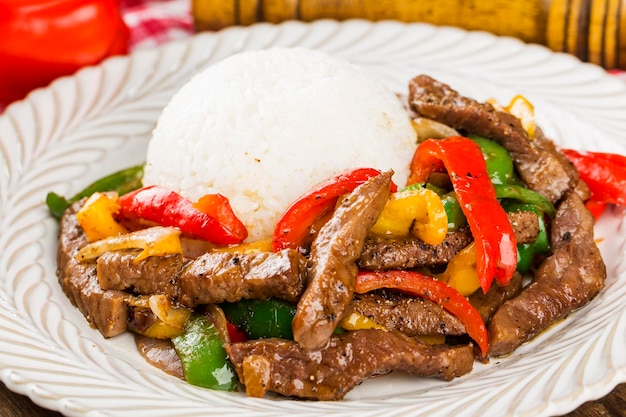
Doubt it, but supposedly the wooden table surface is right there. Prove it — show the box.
[0,379,623,416]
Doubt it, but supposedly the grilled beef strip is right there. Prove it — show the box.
[488,191,606,356]
[56,201,129,337]
[225,329,474,400]
[358,227,473,270]
[359,210,539,271]
[348,290,466,336]
[292,171,392,350]
[97,248,307,308]
[468,272,524,324]
[408,74,577,203]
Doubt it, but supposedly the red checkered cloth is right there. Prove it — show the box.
[120,0,193,50]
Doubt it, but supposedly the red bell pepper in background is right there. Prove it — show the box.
[0,0,129,108]
[562,149,626,217]
[117,185,248,245]
[407,136,517,292]
[272,167,397,252]
[356,270,489,357]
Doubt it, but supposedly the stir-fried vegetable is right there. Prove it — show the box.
[46,165,144,219]
[469,135,517,185]
[172,315,238,391]
[356,270,489,357]
[75,226,183,262]
[221,298,296,340]
[369,184,448,245]
[504,203,549,273]
[408,136,517,292]
[272,167,397,252]
[117,185,248,245]
[75,192,128,241]
[562,149,626,214]
[438,242,481,296]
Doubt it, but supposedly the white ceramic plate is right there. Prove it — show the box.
[0,20,625,417]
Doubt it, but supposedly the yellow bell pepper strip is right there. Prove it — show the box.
[46,165,144,219]
[272,167,397,252]
[438,242,481,296]
[504,94,535,138]
[134,295,192,339]
[75,192,128,241]
[407,136,517,292]
[338,311,387,331]
[172,315,238,391]
[75,226,183,263]
[369,184,448,245]
[356,270,488,357]
[117,185,248,245]
[562,149,626,212]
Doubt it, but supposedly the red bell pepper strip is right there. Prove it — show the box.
[272,167,397,252]
[356,270,489,357]
[0,0,129,108]
[407,136,517,292]
[562,149,626,210]
[226,322,248,343]
[117,185,248,245]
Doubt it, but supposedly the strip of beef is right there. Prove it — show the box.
[468,272,524,324]
[225,329,474,400]
[358,227,473,270]
[97,249,307,308]
[488,191,606,356]
[56,201,129,337]
[408,74,577,203]
[348,290,466,336]
[359,210,539,270]
[292,171,392,350]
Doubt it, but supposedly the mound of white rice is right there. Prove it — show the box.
[143,47,417,241]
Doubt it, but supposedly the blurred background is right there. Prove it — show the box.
[1,0,625,112]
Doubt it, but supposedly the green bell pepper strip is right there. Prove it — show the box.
[220,298,296,340]
[408,183,468,231]
[493,184,555,216]
[468,135,517,185]
[172,315,238,391]
[46,164,144,219]
[502,201,550,273]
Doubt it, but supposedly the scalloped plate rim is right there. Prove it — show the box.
[0,19,625,417]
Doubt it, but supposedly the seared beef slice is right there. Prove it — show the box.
[408,74,577,203]
[488,191,606,356]
[226,329,474,400]
[56,201,129,337]
[292,171,392,350]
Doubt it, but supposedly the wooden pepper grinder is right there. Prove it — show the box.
[192,0,626,69]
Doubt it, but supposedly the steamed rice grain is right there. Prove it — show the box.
[143,48,417,241]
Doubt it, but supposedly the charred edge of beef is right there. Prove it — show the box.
[468,272,524,325]
[349,290,466,336]
[487,191,606,357]
[358,210,538,271]
[97,248,307,308]
[293,171,392,350]
[408,74,577,203]
[56,201,129,337]
[226,329,474,400]
[358,227,473,270]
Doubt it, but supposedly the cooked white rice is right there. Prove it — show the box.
[143,47,417,241]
